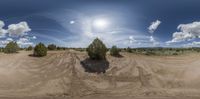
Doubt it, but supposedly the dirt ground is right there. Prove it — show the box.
[0,50,200,99]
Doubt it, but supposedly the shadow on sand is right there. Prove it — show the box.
[28,54,45,57]
[80,58,109,74]
[111,54,124,58]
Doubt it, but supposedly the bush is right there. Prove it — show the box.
[26,46,33,51]
[75,48,86,52]
[57,47,61,50]
[173,52,178,55]
[0,48,3,52]
[87,38,107,60]
[144,51,156,56]
[33,43,47,57]
[110,45,120,56]
[126,47,132,53]
[4,41,19,53]
[48,44,57,50]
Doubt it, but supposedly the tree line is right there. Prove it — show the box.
[1,38,200,58]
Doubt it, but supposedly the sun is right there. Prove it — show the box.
[93,19,109,29]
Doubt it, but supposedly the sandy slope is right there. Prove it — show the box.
[0,50,200,98]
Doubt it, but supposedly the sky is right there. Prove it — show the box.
[1,0,200,48]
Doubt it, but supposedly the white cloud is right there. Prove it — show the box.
[0,20,34,47]
[0,38,14,46]
[0,37,34,47]
[183,41,200,47]
[17,37,33,47]
[168,21,200,44]
[0,20,7,38]
[18,38,29,42]
[0,41,9,46]
[0,29,7,38]
[129,36,136,44]
[0,20,5,28]
[70,20,75,24]
[32,36,37,39]
[0,21,31,38]
[7,22,31,37]
[149,36,160,46]
[148,20,161,33]
[150,36,155,42]
[129,36,134,40]
[6,38,13,41]
[192,41,200,45]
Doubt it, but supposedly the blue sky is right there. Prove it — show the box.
[1,0,200,48]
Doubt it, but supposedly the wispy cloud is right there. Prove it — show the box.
[40,9,152,48]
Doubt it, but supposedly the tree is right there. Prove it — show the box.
[87,38,107,60]
[110,45,120,56]
[26,45,33,51]
[4,41,19,53]
[33,43,47,57]
[48,44,57,50]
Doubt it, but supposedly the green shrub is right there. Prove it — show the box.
[19,48,24,50]
[127,47,132,53]
[87,38,107,60]
[0,48,3,52]
[110,45,120,56]
[4,41,19,53]
[75,48,86,52]
[26,45,33,51]
[57,47,61,50]
[33,43,47,57]
[172,52,178,55]
[48,44,57,50]
[144,51,156,56]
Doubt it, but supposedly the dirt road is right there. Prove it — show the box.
[0,51,200,98]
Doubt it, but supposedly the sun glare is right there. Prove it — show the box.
[93,19,109,29]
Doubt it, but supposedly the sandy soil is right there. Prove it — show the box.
[0,50,200,99]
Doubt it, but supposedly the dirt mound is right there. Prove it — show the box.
[0,51,200,98]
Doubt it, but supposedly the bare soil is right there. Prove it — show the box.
[0,50,200,99]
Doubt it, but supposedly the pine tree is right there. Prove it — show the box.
[4,42,19,53]
[87,38,107,60]
[33,43,47,57]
